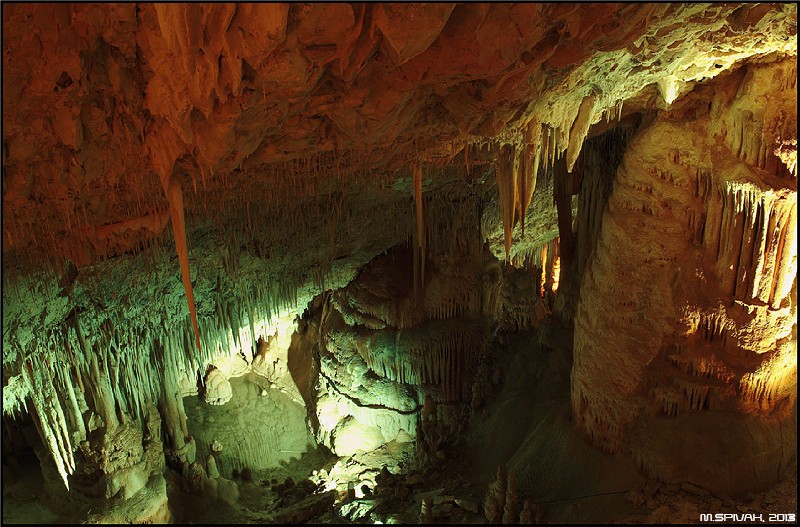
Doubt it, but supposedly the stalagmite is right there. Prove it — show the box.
[502,472,520,524]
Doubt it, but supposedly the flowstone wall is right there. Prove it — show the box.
[572,58,797,496]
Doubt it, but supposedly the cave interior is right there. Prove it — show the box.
[1,2,798,524]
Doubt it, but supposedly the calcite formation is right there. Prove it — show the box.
[291,237,553,460]
[202,368,233,406]
[572,57,797,495]
[1,2,797,523]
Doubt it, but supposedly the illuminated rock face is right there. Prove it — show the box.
[301,245,487,455]
[295,240,550,457]
[572,58,797,496]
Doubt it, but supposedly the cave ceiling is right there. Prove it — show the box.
[2,2,796,267]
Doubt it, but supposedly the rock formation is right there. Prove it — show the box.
[572,57,797,496]
[1,2,796,524]
[202,368,233,406]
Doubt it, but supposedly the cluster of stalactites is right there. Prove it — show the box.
[2,142,430,491]
[704,181,797,308]
[6,315,147,490]
[2,268,318,490]
[409,160,486,283]
[721,60,797,180]
[488,91,603,263]
[489,123,541,262]
[20,358,79,489]
[355,320,487,403]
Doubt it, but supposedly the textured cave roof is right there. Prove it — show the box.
[1,2,797,266]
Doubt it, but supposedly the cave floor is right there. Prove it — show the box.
[463,320,648,523]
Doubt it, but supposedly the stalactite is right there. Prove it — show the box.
[59,363,86,441]
[88,343,120,431]
[516,120,542,236]
[413,162,426,292]
[546,126,557,175]
[496,144,518,262]
[707,182,797,307]
[22,358,76,490]
[567,94,598,173]
[768,201,796,309]
[166,176,202,352]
